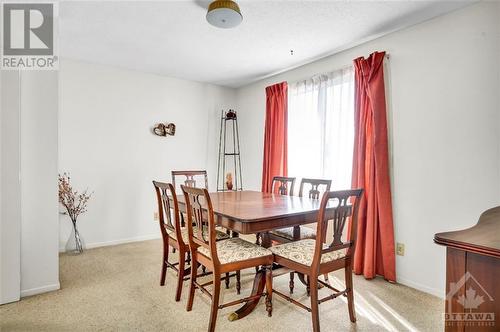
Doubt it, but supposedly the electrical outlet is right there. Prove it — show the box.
[396,242,405,256]
[154,212,159,221]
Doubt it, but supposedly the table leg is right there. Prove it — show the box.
[228,268,266,321]
[298,273,308,286]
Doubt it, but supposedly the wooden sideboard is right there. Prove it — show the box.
[435,206,500,332]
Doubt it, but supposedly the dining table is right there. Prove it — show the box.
[175,190,338,321]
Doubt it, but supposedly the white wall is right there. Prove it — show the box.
[0,71,22,304]
[20,71,60,297]
[0,70,60,300]
[59,60,236,249]
[235,2,500,297]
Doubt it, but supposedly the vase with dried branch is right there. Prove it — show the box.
[58,173,92,254]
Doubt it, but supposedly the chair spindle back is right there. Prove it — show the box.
[172,170,209,193]
[299,178,332,199]
[153,181,183,244]
[313,189,364,268]
[181,185,220,265]
[271,176,296,196]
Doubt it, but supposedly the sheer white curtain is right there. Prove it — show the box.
[288,67,354,190]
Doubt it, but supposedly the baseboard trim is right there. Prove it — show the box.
[58,234,445,299]
[397,276,444,299]
[21,282,60,298]
[59,234,161,252]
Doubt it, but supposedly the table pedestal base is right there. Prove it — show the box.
[228,268,266,320]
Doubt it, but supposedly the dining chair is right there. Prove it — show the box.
[172,170,209,226]
[270,178,332,241]
[171,170,209,192]
[268,178,332,293]
[171,170,209,245]
[269,189,364,332]
[152,181,228,301]
[271,176,296,195]
[182,185,274,332]
[172,170,238,287]
[255,176,297,247]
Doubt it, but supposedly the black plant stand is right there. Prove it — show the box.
[216,110,243,191]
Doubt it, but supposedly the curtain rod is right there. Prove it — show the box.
[288,52,390,86]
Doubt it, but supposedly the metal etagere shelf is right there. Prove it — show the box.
[216,109,243,192]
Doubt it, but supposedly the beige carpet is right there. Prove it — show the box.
[0,239,443,331]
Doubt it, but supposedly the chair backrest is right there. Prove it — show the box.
[312,189,364,269]
[299,178,332,199]
[172,170,209,193]
[153,181,183,245]
[271,176,296,196]
[181,185,220,266]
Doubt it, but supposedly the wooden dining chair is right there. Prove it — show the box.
[172,170,209,192]
[255,176,296,247]
[171,170,209,237]
[153,181,228,301]
[270,189,363,332]
[268,178,332,293]
[182,185,274,332]
[271,176,296,195]
[270,178,332,242]
[172,169,238,287]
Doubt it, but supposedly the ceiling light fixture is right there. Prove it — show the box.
[206,0,243,29]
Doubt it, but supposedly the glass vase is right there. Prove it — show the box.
[66,221,85,254]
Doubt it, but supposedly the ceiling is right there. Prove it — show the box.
[59,1,473,88]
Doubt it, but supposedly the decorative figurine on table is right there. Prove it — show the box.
[226,172,234,190]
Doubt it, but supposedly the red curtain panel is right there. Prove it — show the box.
[351,51,396,282]
[261,82,288,192]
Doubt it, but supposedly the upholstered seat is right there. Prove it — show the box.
[182,186,274,331]
[270,239,346,266]
[154,180,219,303]
[198,237,272,265]
[270,226,316,240]
[167,227,229,244]
[270,190,363,332]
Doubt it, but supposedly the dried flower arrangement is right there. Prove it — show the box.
[58,173,92,254]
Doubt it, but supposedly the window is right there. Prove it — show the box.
[288,67,355,190]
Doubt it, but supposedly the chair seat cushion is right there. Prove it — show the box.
[269,239,346,266]
[198,237,272,265]
[270,226,316,240]
[167,227,229,244]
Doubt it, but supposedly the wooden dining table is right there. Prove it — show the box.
[176,190,336,321]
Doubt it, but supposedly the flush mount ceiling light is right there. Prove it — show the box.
[206,0,243,29]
